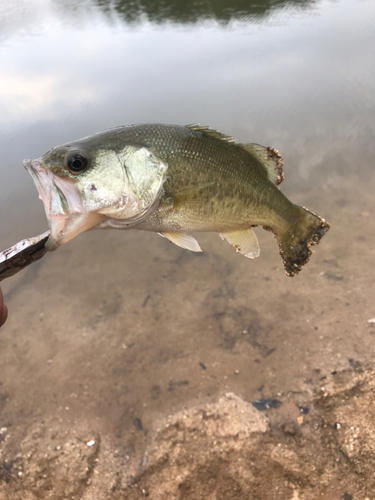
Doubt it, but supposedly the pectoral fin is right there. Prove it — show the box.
[219,228,260,259]
[159,232,202,252]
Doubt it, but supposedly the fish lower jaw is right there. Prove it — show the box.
[45,216,66,251]
[45,212,106,251]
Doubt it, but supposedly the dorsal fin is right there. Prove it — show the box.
[186,125,283,185]
[186,124,235,143]
[240,144,284,185]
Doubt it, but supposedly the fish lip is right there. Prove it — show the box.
[23,158,44,176]
[23,158,104,251]
[24,159,53,208]
[23,159,32,170]
[24,159,69,216]
[23,158,68,249]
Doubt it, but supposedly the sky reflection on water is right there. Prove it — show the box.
[0,0,374,245]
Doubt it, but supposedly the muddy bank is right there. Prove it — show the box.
[1,363,375,499]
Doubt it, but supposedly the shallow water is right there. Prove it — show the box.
[0,0,375,495]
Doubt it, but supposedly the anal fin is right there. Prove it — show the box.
[219,228,260,259]
[159,232,202,252]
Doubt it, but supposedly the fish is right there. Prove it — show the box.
[23,123,330,276]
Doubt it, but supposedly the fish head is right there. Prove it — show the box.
[23,137,168,251]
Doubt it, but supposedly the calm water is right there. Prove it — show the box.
[0,0,375,478]
[1,0,374,248]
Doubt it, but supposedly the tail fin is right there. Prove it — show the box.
[277,207,330,277]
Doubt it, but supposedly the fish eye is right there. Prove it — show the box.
[66,152,88,173]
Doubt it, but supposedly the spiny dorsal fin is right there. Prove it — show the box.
[240,144,284,186]
[186,124,235,143]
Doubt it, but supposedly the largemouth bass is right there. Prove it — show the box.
[23,124,329,276]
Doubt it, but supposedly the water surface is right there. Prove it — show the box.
[1,0,373,239]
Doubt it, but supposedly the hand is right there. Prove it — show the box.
[0,288,8,327]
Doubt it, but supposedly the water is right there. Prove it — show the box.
[0,0,375,494]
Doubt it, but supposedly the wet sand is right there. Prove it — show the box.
[0,167,375,499]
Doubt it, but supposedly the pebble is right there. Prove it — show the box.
[133,418,144,432]
[342,492,353,500]
[298,406,309,414]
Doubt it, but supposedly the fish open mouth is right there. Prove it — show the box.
[23,159,104,251]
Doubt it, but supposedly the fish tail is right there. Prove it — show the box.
[275,207,330,277]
